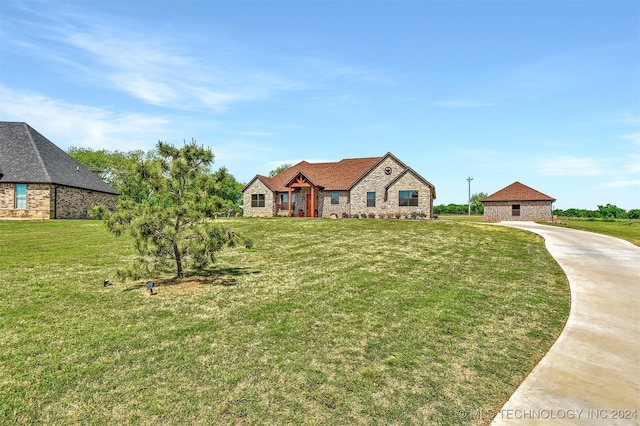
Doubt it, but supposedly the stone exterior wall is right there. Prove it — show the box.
[0,183,52,219]
[350,156,404,217]
[242,179,275,217]
[483,201,554,222]
[0,183,118,219]
[385,172,433,218]
[318,190,349,217]
[54,185,118,219]
[242,156,434,218]
[350,158,433,218]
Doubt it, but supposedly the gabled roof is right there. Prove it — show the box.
[284,171,322,188]
[385,167,436,198]
[244,156,383,192]
[482,181,555,202]
[243,152,436,196]
[0,122,119,194]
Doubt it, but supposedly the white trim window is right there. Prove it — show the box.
[15,184,27,209]
[399,190,418,207]
[251,194,266,207]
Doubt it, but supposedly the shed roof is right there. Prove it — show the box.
[0,121,119,194]
[482,181,555,202]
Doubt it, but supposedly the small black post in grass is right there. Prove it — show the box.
[103,279,111,287]
[147,281,156,295]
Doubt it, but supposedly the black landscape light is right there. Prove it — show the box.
[103,279,111,287]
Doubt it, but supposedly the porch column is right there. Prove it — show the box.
[311,186,316,217]
[288,187,292,217]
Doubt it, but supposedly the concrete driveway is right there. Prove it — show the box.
[490,222,640,425]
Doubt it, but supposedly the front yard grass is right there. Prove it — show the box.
[550,217,640,246]
[0,218,569,425]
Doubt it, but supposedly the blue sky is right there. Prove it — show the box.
[1,0,638,209]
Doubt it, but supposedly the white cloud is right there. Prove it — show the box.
[64,31,266,111]
[189,86,256,113]
[597,180,640,189]
[621,133,640,145]
[5,12,287,113]
[0,85,168,151]
[4,3,387,115]
[537,156,607,176]
[622,154,640,174]
[109,73,180,106]
[621,112,640,126]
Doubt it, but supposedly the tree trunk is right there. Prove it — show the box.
[174,240,183,279]
[174,216,183,279]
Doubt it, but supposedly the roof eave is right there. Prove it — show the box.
[242,175,276,192]
[284,170,321,188]
[482,198,556,203]
[348,153,402,190]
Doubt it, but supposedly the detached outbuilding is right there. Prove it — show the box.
[482,181,555,222]
[0,121,119,219]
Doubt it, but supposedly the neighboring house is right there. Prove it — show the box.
[242,152,436,218]
[482,181,555,221]
[0,122,119,219]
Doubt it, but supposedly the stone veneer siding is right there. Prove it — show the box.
[385,173,433,218]
[0,183,118,219]
[350,157,433,218]
[242,179,275,217]
[350,156,402,217]
[483,201,554,222]
[242,156,435,218]
[318,190,349,217]
[54,186,118,219]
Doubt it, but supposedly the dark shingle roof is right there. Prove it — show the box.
[482,181,555,202]
[0,122,119,194]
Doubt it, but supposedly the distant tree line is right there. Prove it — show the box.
[434,193,487,215]
[434,195,639,220]
[68,146,244,216]
[554,204,640,220]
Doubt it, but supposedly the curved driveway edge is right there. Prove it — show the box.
[490,222,640,425]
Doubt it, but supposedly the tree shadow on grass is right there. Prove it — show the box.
[121,267,260,292]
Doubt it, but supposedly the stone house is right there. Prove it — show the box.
[0,122,119,219]
[482,181,555,221]
[242,152,436,218]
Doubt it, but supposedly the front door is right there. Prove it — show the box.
[306,194,312,217]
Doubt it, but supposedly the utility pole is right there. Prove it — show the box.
[467,177,473,216]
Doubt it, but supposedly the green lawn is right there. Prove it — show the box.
[549,217,640,246]
[0,218,569,425]
[437,215,484,222]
